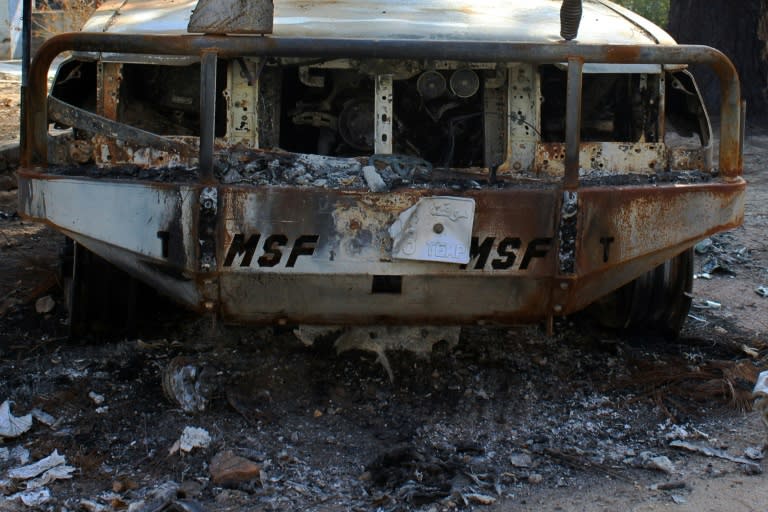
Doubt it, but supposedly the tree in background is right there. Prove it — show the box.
[613,0,669,27]
[668,0,768,123]
[615,0,767,124]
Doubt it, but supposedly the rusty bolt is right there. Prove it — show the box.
[553,304,563,313]
[513,161,522,171]
[560,282,569,290]
[433,223,444,234]
[204,301,215,311]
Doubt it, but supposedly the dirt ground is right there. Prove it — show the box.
[0,79,20,145]
[1,74,768,512]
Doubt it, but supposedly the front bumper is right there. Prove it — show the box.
[17,168,744,324]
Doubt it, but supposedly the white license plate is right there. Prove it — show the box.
[389,196,475,264]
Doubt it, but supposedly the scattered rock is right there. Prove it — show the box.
[30,408,56,427]
[510,453,533,468]
[88,391,105,406]
[34,295,55,314]
[126,481,179,512]
[465,493,496,505]
[650,481,687,491]
[170,426,212,455]
[633,452,676,474]
[80,499,109,512]
[113,477,140,493]
[209,450,262,487]
[179,479,205,498]
[214,488,253,506]
[693,299,721,310]
[744,447,764,461]
[742,462,763,476]
[528,473,543,484]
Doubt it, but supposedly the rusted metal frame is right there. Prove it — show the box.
[97,62,123,120]
[564,57,583,190]
[19,0,32,165]
[375,74,394,154]
[200,51,218,182]
[48,97,196,158]
[547,57,584,331]
[198,51,220,313]
[24,34,742,176]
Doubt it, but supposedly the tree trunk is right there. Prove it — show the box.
[668,0,768,124]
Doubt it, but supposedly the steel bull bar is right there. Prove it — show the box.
[18,34,746,326]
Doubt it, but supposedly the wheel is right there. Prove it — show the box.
[588,248,694,337]
[61,238,142,337]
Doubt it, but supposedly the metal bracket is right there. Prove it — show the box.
[375,74,393,154]
[198,186,219,311]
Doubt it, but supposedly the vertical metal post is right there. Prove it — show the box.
[374,74,393,154]
[715,67,742,180]
[199,50,218,182]
[19,0,32,165]
[564,57,583,190]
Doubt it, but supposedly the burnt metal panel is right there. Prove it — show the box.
[571,179,746,311]
[217,187,559,277]
[218,274,554,325]
[534,142,668,175]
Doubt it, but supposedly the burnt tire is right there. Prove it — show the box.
[588,248,693,337]
[61,239,143,337]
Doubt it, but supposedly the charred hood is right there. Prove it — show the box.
[82,0,676,45]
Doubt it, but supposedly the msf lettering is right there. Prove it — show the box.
[461,237,552,270]
[223,234,319,268]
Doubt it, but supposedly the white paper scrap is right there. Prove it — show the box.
[0,400,33,438]
[9,450,67,480]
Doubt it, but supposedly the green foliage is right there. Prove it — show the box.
[611,0,670,28]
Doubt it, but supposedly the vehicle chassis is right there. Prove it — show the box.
[18,34,745,330]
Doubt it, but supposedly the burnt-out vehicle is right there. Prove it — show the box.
[19,0,744,335]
